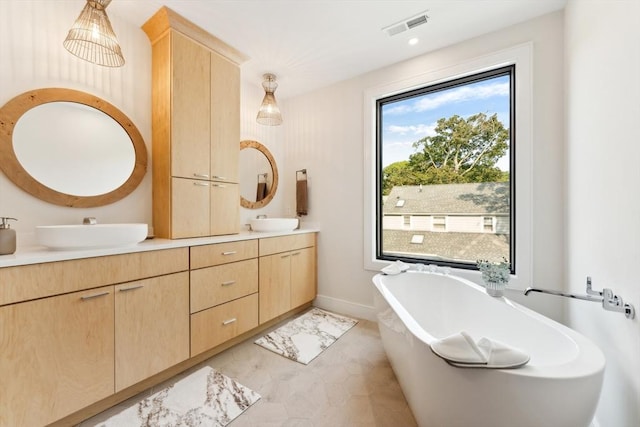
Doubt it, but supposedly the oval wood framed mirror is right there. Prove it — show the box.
[239,140,278,209]
[0,88,147,208]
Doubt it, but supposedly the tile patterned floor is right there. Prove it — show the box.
[83,314,417,427]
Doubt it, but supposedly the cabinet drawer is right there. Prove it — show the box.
[0,248,189,306]
[190,259,258,313]
[190,239,258,269]
[191,293,258,356]
[259,233,316,256]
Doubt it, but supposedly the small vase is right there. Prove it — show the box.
[485,280,506,297]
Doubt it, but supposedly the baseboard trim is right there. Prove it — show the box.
[313,294,376,321]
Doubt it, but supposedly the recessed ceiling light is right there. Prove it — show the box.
[408,37,419,46]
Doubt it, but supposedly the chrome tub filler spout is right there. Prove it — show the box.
[525,277,635,319]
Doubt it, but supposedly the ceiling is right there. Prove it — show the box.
[111,0,566,100]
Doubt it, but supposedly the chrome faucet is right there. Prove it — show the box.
[82,217,97,225]
[256,214,267,219]
[524,277,635,319]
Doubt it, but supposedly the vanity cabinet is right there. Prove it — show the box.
[0,286,115,427]
[189,240,259,356]
[143,7,246,239]
[259,233,317,324]
[0,248,189,426]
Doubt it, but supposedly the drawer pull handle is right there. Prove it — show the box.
[281,254,291,258]
[222,251,237,256]
[211,183,227,188]
[292,252,301,256]
[81,291,109,301]
[193,173,209,178]
[193,181,209,187]
[221,280,236,286]
[119,284,144,292]
[222,318,237,326]
[211,175,227,180]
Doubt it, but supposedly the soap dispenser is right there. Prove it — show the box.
[0,217,17,255]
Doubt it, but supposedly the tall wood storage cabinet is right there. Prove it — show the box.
[143,7,248,239]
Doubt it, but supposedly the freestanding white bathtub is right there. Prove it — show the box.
[372,271,605,427]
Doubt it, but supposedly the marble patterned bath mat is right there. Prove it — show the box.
[82,366,260,427]
[254,308,358,364]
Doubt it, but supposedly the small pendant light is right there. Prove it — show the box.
[256,73,283,126]
[63,0,125,67]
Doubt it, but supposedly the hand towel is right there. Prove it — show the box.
[381,260,410,275]
[431,331,530,369]
[256,182,267,201]
[296,177,308,216]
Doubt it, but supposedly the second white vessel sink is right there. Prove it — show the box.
[36,223,148,250]
[249,218,299,232]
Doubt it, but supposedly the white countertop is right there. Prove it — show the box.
[0,229,320,268]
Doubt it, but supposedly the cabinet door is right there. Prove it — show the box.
[115,272,189,392]
[210,182,239,235]
[290,246,317,308]
[171,31,210,180]
[172,177,210,238]
[210,51,240,183]
[259,252,291,324]
[0,287,114,427]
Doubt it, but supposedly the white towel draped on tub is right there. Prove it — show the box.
[431,331,530,369]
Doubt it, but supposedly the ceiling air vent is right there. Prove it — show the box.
[382,11,429,37]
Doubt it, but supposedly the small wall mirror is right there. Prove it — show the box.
[0,88,147,208]
[239,140,278,209]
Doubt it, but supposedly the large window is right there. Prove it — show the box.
[376,66,515,271]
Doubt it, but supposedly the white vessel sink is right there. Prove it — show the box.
[249,218,299,232]
[36,223,148,250]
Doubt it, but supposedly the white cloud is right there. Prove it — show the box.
[415,82,508,111]
[387,123,436,136]
[386,81,509,115]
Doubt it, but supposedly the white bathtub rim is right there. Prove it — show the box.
[373,271,605,380]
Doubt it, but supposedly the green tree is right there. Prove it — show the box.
[410,113,509,180]
[381,113,509,194]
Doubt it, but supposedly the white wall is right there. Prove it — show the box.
[565,1,640,425]
[0,0,280,245]
[283,11,566,322]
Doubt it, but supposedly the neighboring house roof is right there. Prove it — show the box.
[383,229,509,263]
[383,182,509,215]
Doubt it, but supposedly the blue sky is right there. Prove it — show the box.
[381,74,510,169]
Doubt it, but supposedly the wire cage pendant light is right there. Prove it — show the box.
[63,0,125,67]
[256,73,283,126]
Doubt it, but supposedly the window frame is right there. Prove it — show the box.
[362,43,533,290]
[375,65,515,271]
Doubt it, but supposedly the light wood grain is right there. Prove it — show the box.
[190,239,258,269]
[210,182,240,235]
[191,293,259,356]
[0,286,114,426]
[0,248,188,306]
[171,177,210,238]
[171,31,211,180]
[259,233,316,256]
[290,246,317,308]
[259,251,292,324]
[210,51,240,184]
[150,32,172,239]
[142,6,248,66]
[190,258,258,313]
[115,272,190,391]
